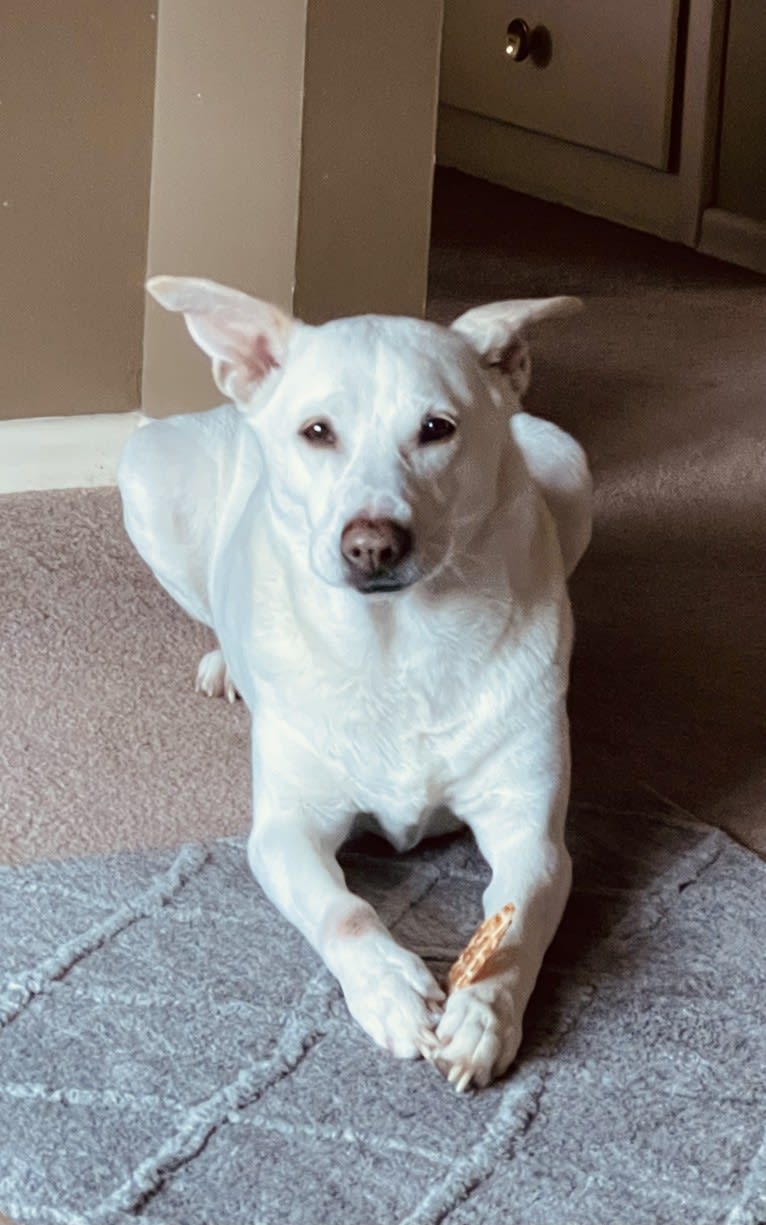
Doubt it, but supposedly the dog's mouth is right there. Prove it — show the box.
[351,576,414,595]
[345,559,423,595]
[342,543,450,596]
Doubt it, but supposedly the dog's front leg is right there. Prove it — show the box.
[431,719,572,1091]
[247,801,445,1059]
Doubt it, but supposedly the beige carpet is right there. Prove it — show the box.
[0,486,251,866]
[1,167,765,865]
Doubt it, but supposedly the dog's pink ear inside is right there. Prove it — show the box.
[146,276,294,404]
[451,297,582,397]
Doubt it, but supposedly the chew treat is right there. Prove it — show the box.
[446,902,516,992]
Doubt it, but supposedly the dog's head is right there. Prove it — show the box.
[147,277,581,595]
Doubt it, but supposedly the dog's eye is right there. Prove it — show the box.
[300,419,337,447]
[419,416,457,445]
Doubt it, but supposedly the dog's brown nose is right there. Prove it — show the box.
[340,517,412,583]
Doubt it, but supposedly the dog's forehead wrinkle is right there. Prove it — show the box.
[290,314,475,411]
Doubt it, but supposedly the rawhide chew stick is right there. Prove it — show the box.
[446,902,516,992]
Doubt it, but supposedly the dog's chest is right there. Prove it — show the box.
[315,683,465,845]
[290,652,461,775]
[259,604,530,809]
[230,566,565,836]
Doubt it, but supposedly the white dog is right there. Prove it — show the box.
[118,277,591,1092]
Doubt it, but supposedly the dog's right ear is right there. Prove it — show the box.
[146,276,294,405]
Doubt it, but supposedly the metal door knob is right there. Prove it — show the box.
[506,18,531,62]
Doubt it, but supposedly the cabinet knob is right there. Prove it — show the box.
[505,18,531,62]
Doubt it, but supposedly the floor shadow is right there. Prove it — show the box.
[335,802,708,1074]
[428,167,766,854]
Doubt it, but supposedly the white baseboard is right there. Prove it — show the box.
[698,208,766,277]
[0,411,142,494]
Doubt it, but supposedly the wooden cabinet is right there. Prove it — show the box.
[441,0,681,169]
[438,0,739,256]
[697,0,766,272]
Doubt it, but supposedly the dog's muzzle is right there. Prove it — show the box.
[340,517,414,593]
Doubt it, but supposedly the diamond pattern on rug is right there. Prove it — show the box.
[1,806,765,1225]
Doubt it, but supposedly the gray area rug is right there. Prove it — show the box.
[2,804,765,1225]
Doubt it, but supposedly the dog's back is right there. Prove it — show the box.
[511,411,592,578]
[119,404,258,626]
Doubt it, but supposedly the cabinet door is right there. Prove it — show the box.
[440,0,681,169]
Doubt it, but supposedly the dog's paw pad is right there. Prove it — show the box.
[340,945,444,1061]
[195,649,238,701]
[432,986,520,1090]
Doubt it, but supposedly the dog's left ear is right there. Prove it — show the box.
[146,275,295,404]
[451,297,583,397]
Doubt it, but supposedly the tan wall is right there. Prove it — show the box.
[2,3,441,425]
[0,2,156,420]
[294,0,443,323]
[142,0,442,415]
[141,0,309,416]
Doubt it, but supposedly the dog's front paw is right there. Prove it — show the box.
[195,649,238,702]
[338,940,445,1061]
[427,980,522,1092]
